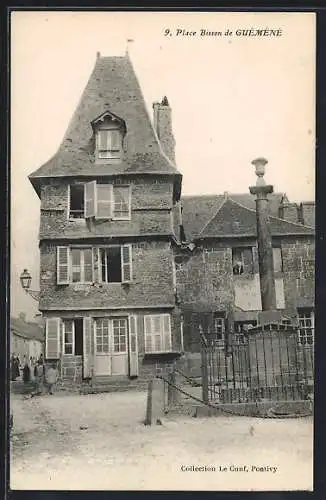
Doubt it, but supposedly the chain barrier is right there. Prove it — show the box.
[158,375,313,419]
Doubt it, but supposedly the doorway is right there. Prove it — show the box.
[94,317,128,376]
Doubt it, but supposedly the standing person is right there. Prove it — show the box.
[10,354,17,381]
[32,360,45,396]
[29,356,35,381]
[15,356,20,379]
[22,360,31,384]
[45,363,58,395]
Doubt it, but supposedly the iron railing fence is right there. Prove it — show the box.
[204,331,314,403]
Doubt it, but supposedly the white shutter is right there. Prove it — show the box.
[121,244,132,282]
[46,318,61,359]
[111,130,120,151]
[85,180,97,218]
[128,315,139,377]
[83,317,93,378]
[57,247,70,284]
[162,314,172,352]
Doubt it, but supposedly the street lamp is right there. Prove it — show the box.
[20,269,32,290]
[19,269,40,301]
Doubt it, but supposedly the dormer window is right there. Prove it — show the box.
[91,110,126,162]
[97,129,122,159]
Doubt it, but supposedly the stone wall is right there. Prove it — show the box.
[39,240,176,310]
[39,176,176,240]
[176,236,315,356]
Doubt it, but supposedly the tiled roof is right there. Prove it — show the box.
[29,55,181,196]
[181,194,314,241]
[11,317,44,342]
[197,197,314,239]
[181,192,284,240]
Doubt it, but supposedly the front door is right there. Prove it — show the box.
[94,318,128,376]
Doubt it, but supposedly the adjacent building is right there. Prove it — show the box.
[28,53,315,387]
[11,313,45,361]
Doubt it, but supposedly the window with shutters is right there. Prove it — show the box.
[98,245,132,283]
[84,182,131,220]
[57,245,132,284]
[144,314,172,353]
[96,129,122,159]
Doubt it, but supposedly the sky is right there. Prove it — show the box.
[10,11,316,321]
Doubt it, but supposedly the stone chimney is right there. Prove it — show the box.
[153,96,176,163]
[299,202,315,227]
[278,194,300,223]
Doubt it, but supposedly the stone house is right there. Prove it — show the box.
[28,53,315,387]
[11,313,45,361]
[176,193,315,376]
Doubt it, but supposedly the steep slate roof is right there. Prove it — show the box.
[11,317,44,343]
[196,196,314,240]
[29,54,181,197]
[181,192,284,241]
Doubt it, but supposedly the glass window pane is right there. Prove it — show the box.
[71,249,81,266]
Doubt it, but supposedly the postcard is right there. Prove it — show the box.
[10,10,315,491]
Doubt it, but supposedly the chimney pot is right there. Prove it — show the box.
[153,96,176,163]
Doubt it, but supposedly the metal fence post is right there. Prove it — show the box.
[201,345,209,404]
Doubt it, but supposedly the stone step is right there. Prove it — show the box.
[80,383,148,394]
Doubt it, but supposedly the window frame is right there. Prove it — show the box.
[232,247,254,275]
[272,246,283,273]
[67,184,86,221]
[70,247,94,284]
[210,315,226,348]
[62,319,75,356]
[144,314,172,354]
[298,309,315,346]
[84,182,131,221]
[112,185,132,220]
[96,129,122,159]
[97,244,132,284]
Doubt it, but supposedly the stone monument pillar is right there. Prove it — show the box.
[249,157,281,324]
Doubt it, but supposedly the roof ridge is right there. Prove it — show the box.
[269,214,314,231]
[197,196,229,237]
[130,55,178,170]
[227,195,258,214]
[181,192,284,200]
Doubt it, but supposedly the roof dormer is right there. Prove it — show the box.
[91,110,126,163]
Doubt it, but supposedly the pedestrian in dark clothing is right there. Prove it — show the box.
[23,362,31,383]
[15,357,20,379]
[11,354,17,381]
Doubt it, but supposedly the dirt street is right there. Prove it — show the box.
[10,391,313,491]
